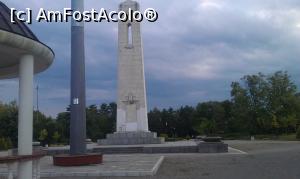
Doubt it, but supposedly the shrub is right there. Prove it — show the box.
[195,119,217,136]
[296,127,300,140]
[0,137,12,151]
[159,133,168,140]
[52,131,61,144]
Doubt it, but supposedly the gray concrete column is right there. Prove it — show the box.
[70,0,86,155]
[17,54,34,179]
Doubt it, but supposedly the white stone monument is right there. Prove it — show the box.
[98,0,164,145]
[117,0,148,133]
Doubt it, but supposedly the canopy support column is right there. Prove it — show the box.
[17,54,34,179]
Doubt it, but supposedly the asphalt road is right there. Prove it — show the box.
[45,140,300,179]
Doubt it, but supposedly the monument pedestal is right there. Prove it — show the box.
[198,142,228,153]
[97,132,164,145]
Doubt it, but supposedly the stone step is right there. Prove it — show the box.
[46,142,228,155]
[106,132,157,140]
[98,132,164,145]
[93,147,143,154]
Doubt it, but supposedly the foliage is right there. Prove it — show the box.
[52,131,61,143]
[159,133,169,140]
[38,129,48,146]
[0,71,299,143]
[34,112,56,144]
[251,134,297,141]
[86,103,116,140]
[195,118,216,135]
[38,129,48,141]
[55,110,70,143]
[0,137,12,151]
[297,126,300,140]
[277,134,297,141]
[0,102,18,146]
[230,71,300,135]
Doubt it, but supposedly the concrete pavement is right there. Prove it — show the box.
[43,140,300,179]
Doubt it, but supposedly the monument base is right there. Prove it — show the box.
[198,142,228,153]
[97,131,165,145]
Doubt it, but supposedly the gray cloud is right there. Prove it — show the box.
[1,0,300,116]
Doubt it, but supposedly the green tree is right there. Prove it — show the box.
[149,108,163,135]
[177,106,196,137]
[194,101,228,135]
[231,71,300,135]
[162,108,178,137]
[52,131,61,144]
[271,115,280,135]
[86,103,116,141]
[195,118,216,136]
[38,129,48,146]
[0,101,18,146]
[297,126,300,140]
[55,110,70,143]
[33,111,56,144]
[0,137,12,151]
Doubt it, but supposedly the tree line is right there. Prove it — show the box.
[0,71,300,149]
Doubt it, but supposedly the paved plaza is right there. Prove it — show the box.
[1,140,300,179]
[47,140,300,179]
[0,154,164,177]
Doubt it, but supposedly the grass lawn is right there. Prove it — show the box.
[252,134,298,141]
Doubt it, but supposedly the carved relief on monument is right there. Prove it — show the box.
[122,93,139,123]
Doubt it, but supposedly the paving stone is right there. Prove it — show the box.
[0,154,164,177]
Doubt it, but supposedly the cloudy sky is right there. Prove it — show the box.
[1,0,300,117]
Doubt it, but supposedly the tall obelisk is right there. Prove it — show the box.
[117,0,149,132]
[70,0,86,155]
[97,0,163,145]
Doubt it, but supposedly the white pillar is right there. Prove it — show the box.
[17,54,34,179]
[32,160,37,179]
[7,163,14,179]
[37,159,40,179]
